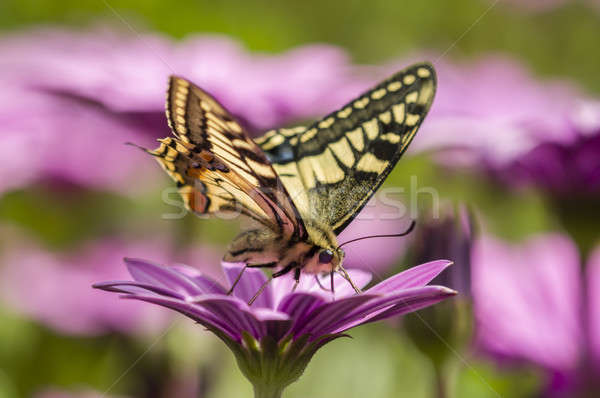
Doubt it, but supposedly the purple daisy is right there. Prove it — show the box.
[94,259,455,397]
[405,56,600,195]
[589,246,600,372]
[472,234,600,396]
[0,28,369,194]
[0,238,222,336]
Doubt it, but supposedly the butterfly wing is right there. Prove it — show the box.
[150,76,306,240]
[255,63,436,235]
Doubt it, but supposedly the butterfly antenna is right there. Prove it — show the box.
[125,141,153,154]
[338,219,416,249]
[338,265,362,294]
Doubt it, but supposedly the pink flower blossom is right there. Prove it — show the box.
[0,238,221,336]
[473,233,600,395]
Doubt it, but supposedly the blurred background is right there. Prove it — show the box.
[1,0,599,397]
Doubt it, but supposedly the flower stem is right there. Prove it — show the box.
[434,365,448,398]
[253,384,283,398]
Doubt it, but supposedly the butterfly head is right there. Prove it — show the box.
[302,244,345,274]
[318,247,345,269]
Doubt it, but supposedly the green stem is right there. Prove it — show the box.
[253,384,284,398]
[434,364,448,398]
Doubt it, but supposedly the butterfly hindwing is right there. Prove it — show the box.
[152,76,305,239]
[255,63,436,235]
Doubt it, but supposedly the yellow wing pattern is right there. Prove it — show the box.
[255,63,436,235]
[149,76,306,240]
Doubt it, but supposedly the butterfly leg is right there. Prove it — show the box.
[247,262,277,268]
[314,274,329,291]
[291,268,301,292]
[226,265,247,296]
[330,271,335,294]
[271,262,297,278]
[247,262,297,305]
[247,276,273,306]
[338,265,362,294]
[228,262,278,296]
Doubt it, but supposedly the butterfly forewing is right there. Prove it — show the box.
[255,63,436,235]
[153,76,306,239]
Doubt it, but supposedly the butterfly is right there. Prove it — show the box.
[144,62,436,297]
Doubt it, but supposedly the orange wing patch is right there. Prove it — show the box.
[148,76,306,240]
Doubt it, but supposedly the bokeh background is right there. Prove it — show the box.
[1,1,599,397]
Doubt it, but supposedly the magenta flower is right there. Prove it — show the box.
[0,89,164,193]
[0,239,222,336]
[0,28,368,193]
[472,234,600,396]
[589,246,600,372]
[408,56,600,194]
[410,204,475,296]
[94,259,455,397]
[497,120,600,195]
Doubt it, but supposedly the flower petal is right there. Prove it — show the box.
[472,234,583,371]
[222,262,273,308]
[354,286,457,325]
[366,260,453,294]
[253,308,293,342]
[318,269,372,298]
[170,264,227,294]
[190,295,268,340]
[124,258,209,297]
[277,292,328,334]
[327,286,456,334]
[92,280,184,299]
[121,294,239,340]
[294,294,377,338]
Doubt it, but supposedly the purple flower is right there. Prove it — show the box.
[0,239,222,336]
[402,205,476,396]
[94,259,455,396]
[407,56,600,194]
[589,246,600,372]
[0,89,164,193]
[0,28,369,193]
[497,121,600,195]
[409,204,475,296]
[472,233,600,396]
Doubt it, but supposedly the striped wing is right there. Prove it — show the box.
[149,76,305,239]
[255,63,436,235]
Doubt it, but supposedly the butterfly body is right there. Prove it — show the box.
[146,63,436,286]
[224,222,343,276]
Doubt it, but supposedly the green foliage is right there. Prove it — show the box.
[0,187,134,249]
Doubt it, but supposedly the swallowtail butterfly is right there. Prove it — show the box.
[145,63,436,295]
